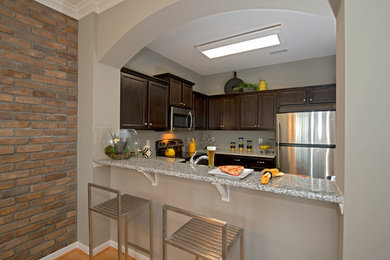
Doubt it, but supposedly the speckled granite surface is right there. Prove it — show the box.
[93,157,343,204]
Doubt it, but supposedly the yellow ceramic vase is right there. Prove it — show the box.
[259,80,267,91]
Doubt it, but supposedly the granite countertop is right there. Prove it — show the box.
[93,157,343,205]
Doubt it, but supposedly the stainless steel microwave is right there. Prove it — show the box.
[170,106,195,131]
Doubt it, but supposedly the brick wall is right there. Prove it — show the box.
[0,0,77,259]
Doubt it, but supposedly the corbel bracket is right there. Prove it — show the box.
[212,183,231,202]
[138,170,158,187]
[339,203,344,215]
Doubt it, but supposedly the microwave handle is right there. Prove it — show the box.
[188,111,193,130]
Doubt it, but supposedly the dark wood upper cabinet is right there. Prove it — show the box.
[120,68,169,130]
[278,89,307,106]
[258,92,276,129]
[240,92,276,130]
[208,95,239,130]
[222,96,239,130]
[208,97,223,130]
[193,92,207,130]
[278,84,336,106]
[148,81,169,130]
[240,94,258,129]
[169,78,182,107]
[154,73,195,109]
[309,84,336,104]
[120,72,148,129]
[182,83,193,109]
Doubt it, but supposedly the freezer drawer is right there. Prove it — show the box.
[277,111,335,145]
[277,146,334,179]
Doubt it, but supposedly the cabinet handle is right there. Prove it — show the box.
[234,158,241,162]
[183,103,186,106]
[303,98,306,102]
[150,123,153,126]
[144,122,147,126]
[309,98,313,102]
[257,161,265,164]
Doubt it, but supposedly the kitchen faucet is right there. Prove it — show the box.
[189,151,208,165]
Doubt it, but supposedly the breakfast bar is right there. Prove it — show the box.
[92,156,343,260]
[93,157,343,206]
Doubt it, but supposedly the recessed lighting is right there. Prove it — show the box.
[201,34,280,59]
[195,24,282,59]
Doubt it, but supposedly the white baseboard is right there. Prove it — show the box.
[39,240,150,260]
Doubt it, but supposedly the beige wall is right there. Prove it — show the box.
[343,0,390,259]
[199,55,336,95]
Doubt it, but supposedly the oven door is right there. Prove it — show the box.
[170,107,194,131]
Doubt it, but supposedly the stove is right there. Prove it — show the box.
[155,139,184,158]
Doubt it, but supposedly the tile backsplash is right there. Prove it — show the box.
[136,130,275,156]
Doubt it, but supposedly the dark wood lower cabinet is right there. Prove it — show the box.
[215,154,275,171]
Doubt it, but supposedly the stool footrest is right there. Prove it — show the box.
[127,241,151,256]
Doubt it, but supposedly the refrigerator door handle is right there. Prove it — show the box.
[277,120,280,168]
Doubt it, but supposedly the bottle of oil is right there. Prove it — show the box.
[230,142,236,152]
[238,137,244,152]
[247,140,253,152]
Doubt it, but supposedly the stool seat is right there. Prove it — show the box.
[167,218,243,260]
[163,205,244,260]
[91,194,150,218]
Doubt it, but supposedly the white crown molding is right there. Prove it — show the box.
[34,0,124,20]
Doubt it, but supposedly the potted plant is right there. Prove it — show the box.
[233,82,258,92]
[103,129,137,160]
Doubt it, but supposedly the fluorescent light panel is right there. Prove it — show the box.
[201,34,280,59]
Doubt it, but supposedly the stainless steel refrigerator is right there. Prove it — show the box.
[276,111,336,179]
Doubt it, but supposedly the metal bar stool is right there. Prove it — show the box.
[88,183,153,260]
[163,205,244,260]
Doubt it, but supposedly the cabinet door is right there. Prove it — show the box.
[148,81,168,130]
[258,92,276,129]
[222,96,239,129]
[120,73,148,129]
[182,83,193,109]
[240,94,258,129]
[278,89,307,106]
[193,93,207,130]
[169,78,182,107]
[208,97,222,130]
[309,85,336,104]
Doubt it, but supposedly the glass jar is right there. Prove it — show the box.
[230,142,236,152]
[238,137,244,152]
[247,140,253,152]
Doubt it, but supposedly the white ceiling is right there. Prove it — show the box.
[34,0,124,19]
[147,9,336,76]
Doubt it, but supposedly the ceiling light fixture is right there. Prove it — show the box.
[195,24,282,59]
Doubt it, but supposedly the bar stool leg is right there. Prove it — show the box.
[149,203,153,260]
[125,216,128,260]
[240,233,244,260]
[118,217,122,260]
[89,210,93,260]
[162,206,167,260]
[195,256,199,260]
